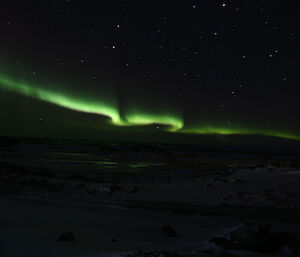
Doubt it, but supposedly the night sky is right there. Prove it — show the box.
[0,0,299,142]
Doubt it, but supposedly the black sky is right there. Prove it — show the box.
[0,0,299,142]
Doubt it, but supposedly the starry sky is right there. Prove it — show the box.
[0,0,299,142]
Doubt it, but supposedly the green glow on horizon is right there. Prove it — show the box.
[0,71,299,141]
[180,126,300,141]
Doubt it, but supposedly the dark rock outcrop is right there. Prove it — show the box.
[161,225,178,237]
[57,232,75,242]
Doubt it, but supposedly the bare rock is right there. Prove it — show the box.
[129,186,138,193]
[210,237,236,250]
[161,225,177,237]
[212,222,299,254]
[88,186,112,193]
[57,232,75,242]
[228,222,271,252]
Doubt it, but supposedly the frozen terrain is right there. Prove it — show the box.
[0,137,299,256]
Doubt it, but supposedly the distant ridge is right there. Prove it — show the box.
[1,133,300,150]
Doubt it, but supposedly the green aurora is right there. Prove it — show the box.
[180,127,300,141]
[0,72,299,141]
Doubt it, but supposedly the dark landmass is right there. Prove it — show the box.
[0,136,299,256]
